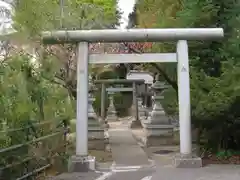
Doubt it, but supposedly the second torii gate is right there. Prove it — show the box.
[42,28,224,171]
[94,79,145,122]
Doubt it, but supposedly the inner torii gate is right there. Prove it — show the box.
[42,28,224,170]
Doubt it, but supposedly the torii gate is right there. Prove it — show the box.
[42,28,224,170]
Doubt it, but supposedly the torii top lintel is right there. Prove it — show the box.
[94,79,145,84]
[41,28,224,44]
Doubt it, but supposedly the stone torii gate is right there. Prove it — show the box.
[94,79,145,126]
[42,28,224,171]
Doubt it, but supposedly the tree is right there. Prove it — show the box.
[0,54,75,179]
[177,0,240,76]
[129,0,240,151]
[13,0,120,34]
[126,0,179,92]
[10,0,121,99]
[0,1,121,177]
[0,54,74,125]
[176,0,240,151]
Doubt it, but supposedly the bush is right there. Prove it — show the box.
[190,66,240,151]
[0,55,75,179]
[160,64,240,152]
[97,70,118,79]
[113,92,132,117]
[92,89,109,117]
[161,87,178,115]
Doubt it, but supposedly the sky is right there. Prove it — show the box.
[117,0,136,29]
[0,0,15,35]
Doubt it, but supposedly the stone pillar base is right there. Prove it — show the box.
[68,155,96,172]
[173,154,202,168]
[144,135,174,147]
[130,120,142,128]
[143,124,174,147]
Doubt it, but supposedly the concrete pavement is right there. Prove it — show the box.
[96,167,154,180]
[49,172,102,180]
[150,164,240,180]
[102,119,240,180]
[108,124,150,167]
[94,119,155,180]
[52,117,240,180]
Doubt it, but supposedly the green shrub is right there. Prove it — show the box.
[113,92,132,117]
[97,70,118,79]
[92,89,109,117]
[161,87,178,115]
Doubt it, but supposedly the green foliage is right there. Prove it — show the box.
[190,63,240,151]
[161,87,178,115]
[0,54,74,129]
[0,56,37,127]
[13,0,121,37]
[97,70,118,79]
[176,0,240,151]
[177,0,240,76]
[1,0,121,177]
[134,0,240,152]
[92,90,109,117]
[12,0,121,103]
[113,92,132,117]
[216,150,240,159]
[0,55,74,179]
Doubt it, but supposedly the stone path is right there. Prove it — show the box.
[108,119,150,167]
[93,118,154,180]
[51,116,240,180]
[50,172,102,180]
[106,118,240,180]
[151,164,240,180]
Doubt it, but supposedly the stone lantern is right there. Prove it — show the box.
[138,96,146,120]
[88,76,105,150]
[88,79,97,124]
[147,76,171,124]
[143,74,174,146]
[105,90,118,122]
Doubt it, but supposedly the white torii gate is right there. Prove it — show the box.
[42,28,224,170]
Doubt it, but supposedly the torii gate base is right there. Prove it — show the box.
[42,28,223,171]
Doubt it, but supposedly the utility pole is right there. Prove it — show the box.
[59,0,64,28]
